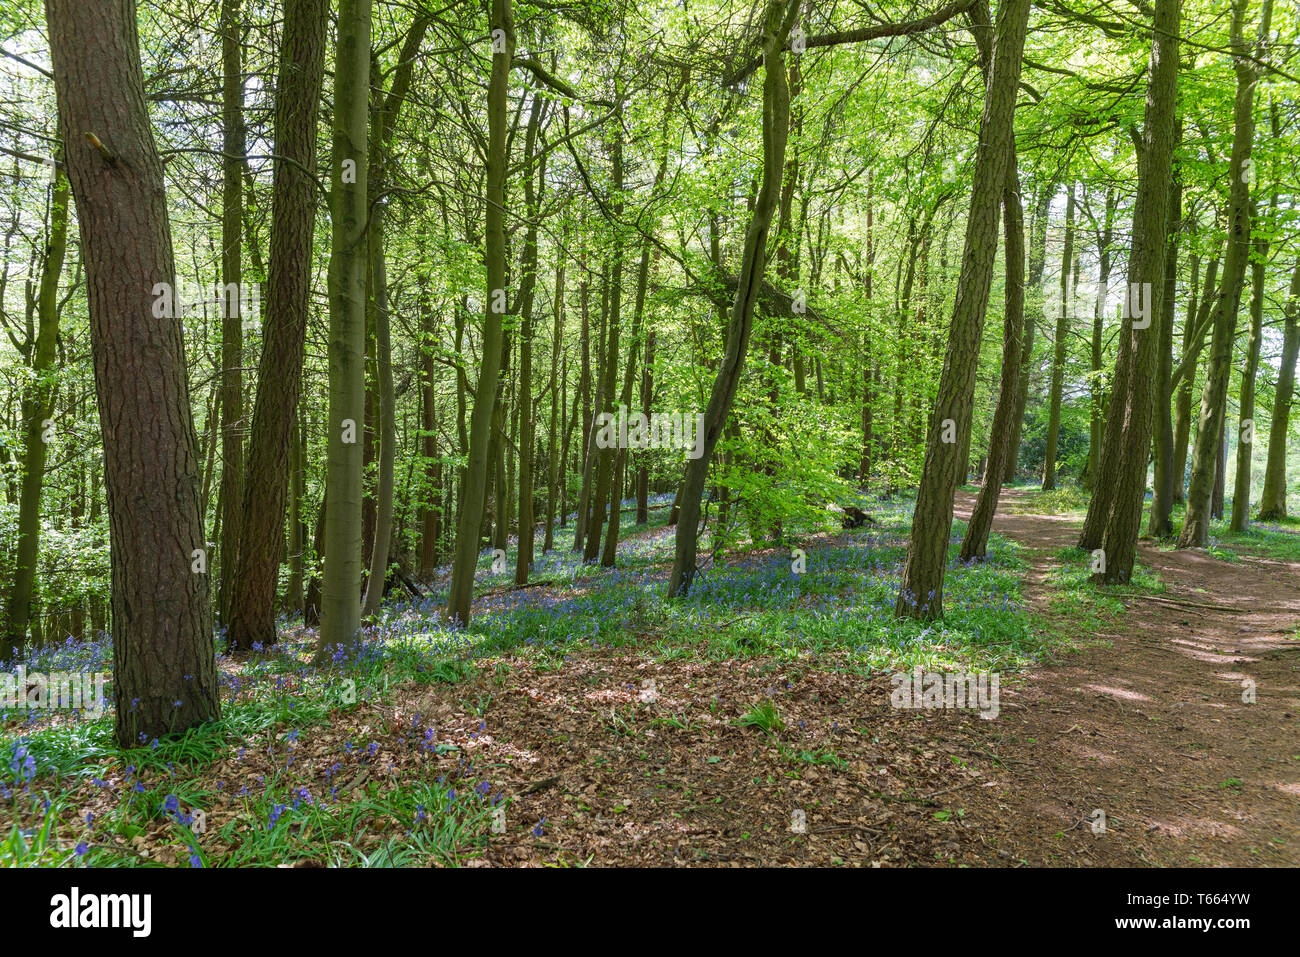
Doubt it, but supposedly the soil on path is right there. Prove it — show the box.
[941,487,1300,866]
[375,488,1299,866]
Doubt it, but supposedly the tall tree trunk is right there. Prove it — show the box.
[217,0,246,625]
[1086,0,1179,582]
[1084,186,1116,491]
[1148,156,1182,538]
[895,0,1030,619]
[1178,0,1271,548]
[1041,182,1075,490]
[445,0,513,626]
[227,0,328,651]
[514,93,544,584]
[1004,182,1053,482]
[1,157,69,658]
[47,0,219,744]
[361,15,427,614]
[315,0,372,656]
[586,130,625,565]
[958,0,1023,562]
[285,406,305,613]
[1257,258,1300,519]
[1230,142,1279,531]
[1173,244,1222,500]
[667,0,802,597]
[544,232,566,551]
[419,278,441,575]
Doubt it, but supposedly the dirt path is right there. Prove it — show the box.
[359,489,1299,867]
[947,487,1300,866]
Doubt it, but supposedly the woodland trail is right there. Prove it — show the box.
[947,488,1300,866]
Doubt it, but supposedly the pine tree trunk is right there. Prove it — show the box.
[47,0,219,743]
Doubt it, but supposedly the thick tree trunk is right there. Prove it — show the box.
[956,0,1024,560]
[47,0,219,744]
[1088,0,1179,583]
[227,0,328,651]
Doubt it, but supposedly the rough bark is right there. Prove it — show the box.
[227,0,328,651]
[47,0,219,744]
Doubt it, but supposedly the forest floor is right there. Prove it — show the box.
[382,489,1300,867]
[5,489,1298,867]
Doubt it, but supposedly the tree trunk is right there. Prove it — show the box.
[1147,158,1182,538]
[957,0,1024,561]
[1,157,69,658]
[47,0,219,743]
[1178,0,1270,548]
[1257,258,1300,519]
[515,94,544,584]
[1087,0,1179,582]
[445,0,513,626]
[316,0,372,656]
[1229,195,1275,530]
[1004,182,1053,482]
[895,0,1030,619]
[1084,186,1116,491]
[216,0,246,627]
[1041,182,1075,490]
[227,0,328,651]
[1173,245,1222,500]
[667,0,803,597]
[544,232,566,552]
